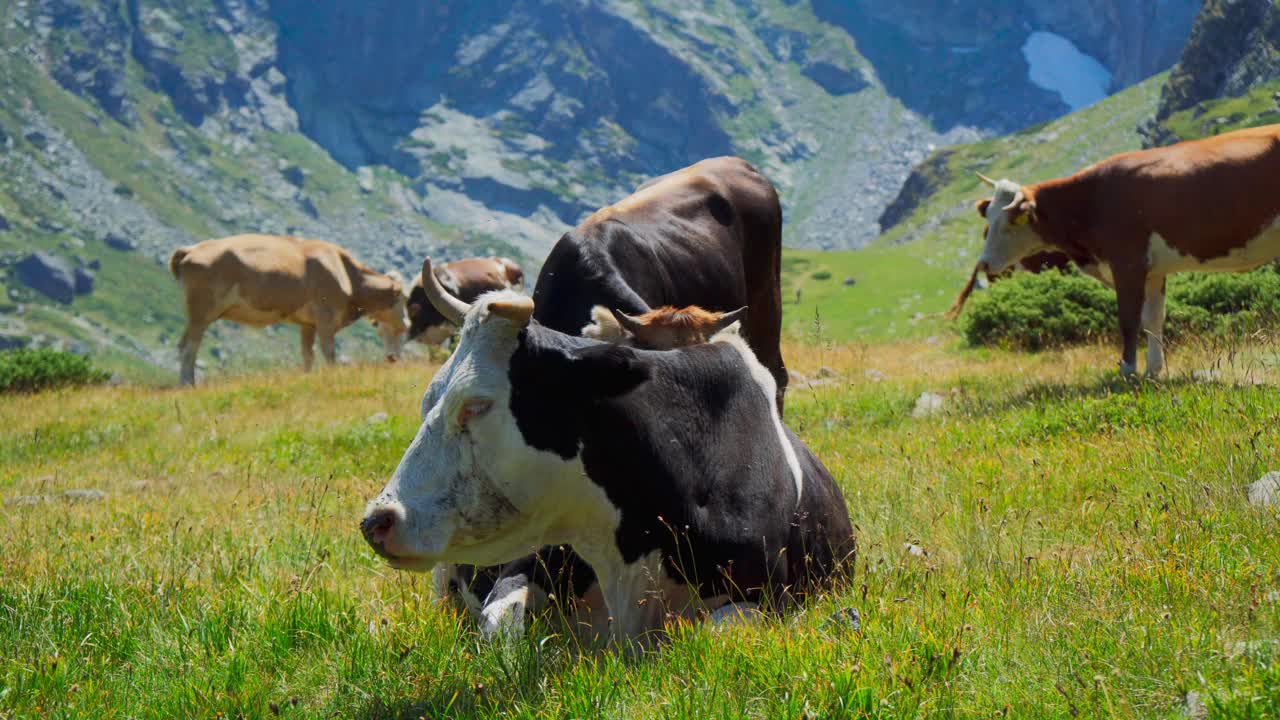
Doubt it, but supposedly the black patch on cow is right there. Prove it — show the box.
[408,266,512,342]
[406,282,449,340]
[504,323,854,603]
[507,324,649,460]
[488,544,598,606]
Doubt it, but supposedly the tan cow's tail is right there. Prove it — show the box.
[168,247,190,279]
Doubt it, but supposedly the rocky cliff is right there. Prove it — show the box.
[1143,0,1280,147]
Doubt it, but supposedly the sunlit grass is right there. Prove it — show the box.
[3,339,1280,718]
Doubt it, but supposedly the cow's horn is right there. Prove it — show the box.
[421,257,470,325]
[976,172,997,188]
[1001,188,1026,212]
[488,296,534,326]
[610,309,647,336]
[712,306,748,333]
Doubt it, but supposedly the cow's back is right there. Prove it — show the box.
[1055,125,1280,264]
[174,235,350,325]
[532,157,785,390]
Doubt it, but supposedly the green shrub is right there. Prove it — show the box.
[962,265,1280,350]
[0,348,111,394]
[962,270,1116,350]
[811,270,832,280]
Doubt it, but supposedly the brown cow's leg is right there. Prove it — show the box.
[317,319,338,366]
[1114,269,1146,376]
[299,324,317,372]
[178,323,206,386]
[1142,275,1167,377]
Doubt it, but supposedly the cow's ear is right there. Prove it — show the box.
[1009,200,1036,226]
[976,199,991,218]
[574,345,650,398]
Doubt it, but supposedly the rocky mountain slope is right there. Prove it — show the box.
[0,0,1197,377]
[1143,0,1280,146]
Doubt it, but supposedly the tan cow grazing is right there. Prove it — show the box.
[169,234,409,385]
[955,124,1280,376]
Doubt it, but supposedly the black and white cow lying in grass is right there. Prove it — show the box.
[360,261,855,644]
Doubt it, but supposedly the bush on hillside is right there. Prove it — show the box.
[962,271,1116,350]
[962,265,1280,350]
[0,348,111,394]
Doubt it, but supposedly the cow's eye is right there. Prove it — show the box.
[458,398,494,428]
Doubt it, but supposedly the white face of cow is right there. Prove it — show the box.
[978,178,1048,275]
[361,292,592,571]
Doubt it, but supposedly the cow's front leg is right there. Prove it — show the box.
[1142,275,1167,377]
[316,317,338,366]
[1114,268,1147,376]
[599,551,666,646]
[177,323,207,386]
[299,324,317,372]
[480,572,547,639]
[709,601,763,627]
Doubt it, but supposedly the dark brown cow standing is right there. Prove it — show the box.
[532,156,787,405]
[406,256,524,344]
[959,124,1280,376]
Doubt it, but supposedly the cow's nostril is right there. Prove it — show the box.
[361,508,397,545]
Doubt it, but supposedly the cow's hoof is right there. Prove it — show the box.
[825,606,862,632]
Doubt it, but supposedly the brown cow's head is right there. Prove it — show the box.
[974,174,1048,278]
[367,271,410,361]
[495,257,524,288]
[581,305,746,349]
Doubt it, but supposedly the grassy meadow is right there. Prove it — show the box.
[4,331,1280,718]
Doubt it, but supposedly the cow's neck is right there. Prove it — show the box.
[1030,175,1100,263]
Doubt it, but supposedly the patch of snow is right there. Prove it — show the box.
[1021,31,1112,110]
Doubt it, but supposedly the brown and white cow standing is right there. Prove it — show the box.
[956,124,1280,376]
[405,256,524,345]
[169,234,409,385]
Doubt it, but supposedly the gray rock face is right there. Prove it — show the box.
[74,266,95,295]
[270,1,733,226]
[1144,0,1280,147]
[41,0,134,121]
[16,252,76,303]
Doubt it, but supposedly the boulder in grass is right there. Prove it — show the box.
[16,252,75,303]
[1247,472,1280,507]
[103,232,137,251]
[74,267,95,295]
[912,391,945,418]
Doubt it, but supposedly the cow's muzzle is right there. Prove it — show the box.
[361,506,399,558]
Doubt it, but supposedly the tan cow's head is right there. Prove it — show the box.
[366,271,410,361]
[581,305,745,349]
[974,174,1047,277]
